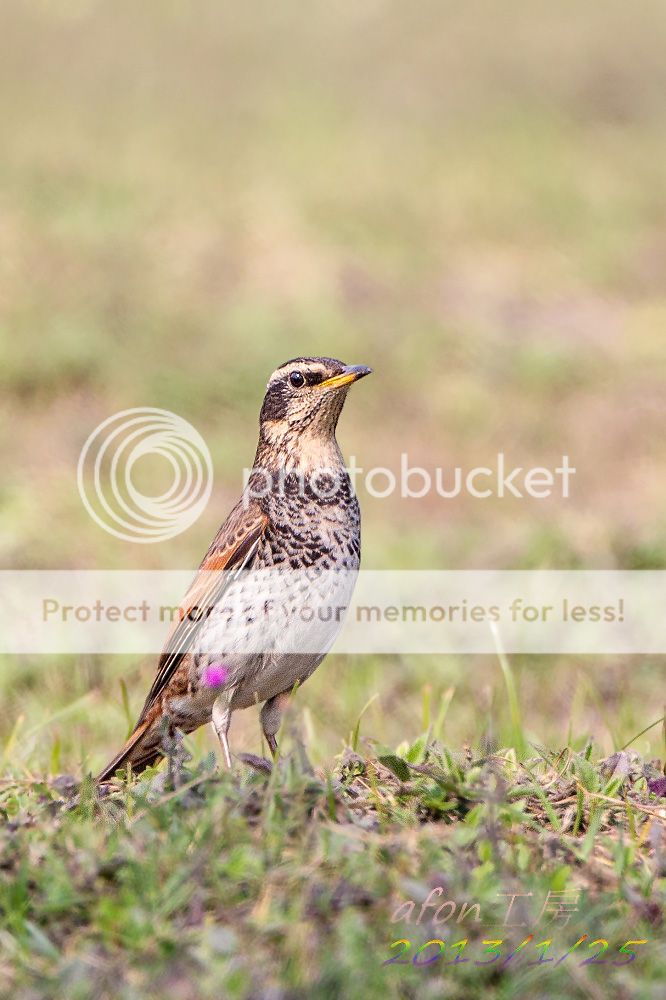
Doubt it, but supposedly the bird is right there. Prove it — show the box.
[97,356,371,782]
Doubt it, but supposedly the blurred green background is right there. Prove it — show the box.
[1,0,665,772]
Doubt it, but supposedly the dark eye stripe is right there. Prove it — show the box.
[288,370,326,387]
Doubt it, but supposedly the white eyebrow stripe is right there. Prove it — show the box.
[269,365,327,384]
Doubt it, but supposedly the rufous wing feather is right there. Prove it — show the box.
[96,502,268,782]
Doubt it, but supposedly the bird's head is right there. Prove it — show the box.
[257,356,372,454]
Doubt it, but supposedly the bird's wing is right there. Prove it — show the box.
[136,501,269,724]
[95,500,268,782]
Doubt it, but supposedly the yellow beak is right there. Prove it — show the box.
[318,365,373,390]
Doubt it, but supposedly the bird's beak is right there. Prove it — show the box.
[318,365,373,390]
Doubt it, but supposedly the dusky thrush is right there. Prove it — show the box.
[97,356,371,780]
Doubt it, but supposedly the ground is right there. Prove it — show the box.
[2,731,665,998]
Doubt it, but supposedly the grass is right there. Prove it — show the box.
[2,654,665,997]
[1,716,665,999]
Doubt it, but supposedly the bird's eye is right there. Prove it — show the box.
[289,371,305,388]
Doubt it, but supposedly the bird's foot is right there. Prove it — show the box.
[237,752,273,775]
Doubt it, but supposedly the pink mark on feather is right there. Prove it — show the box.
[203,663,229,688]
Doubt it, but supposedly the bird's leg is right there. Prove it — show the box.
[260,691,291,759]
[212,692,233,769]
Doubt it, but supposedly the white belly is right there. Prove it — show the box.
[188,567,357,706]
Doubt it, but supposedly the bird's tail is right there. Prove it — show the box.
[96,719,163,784]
